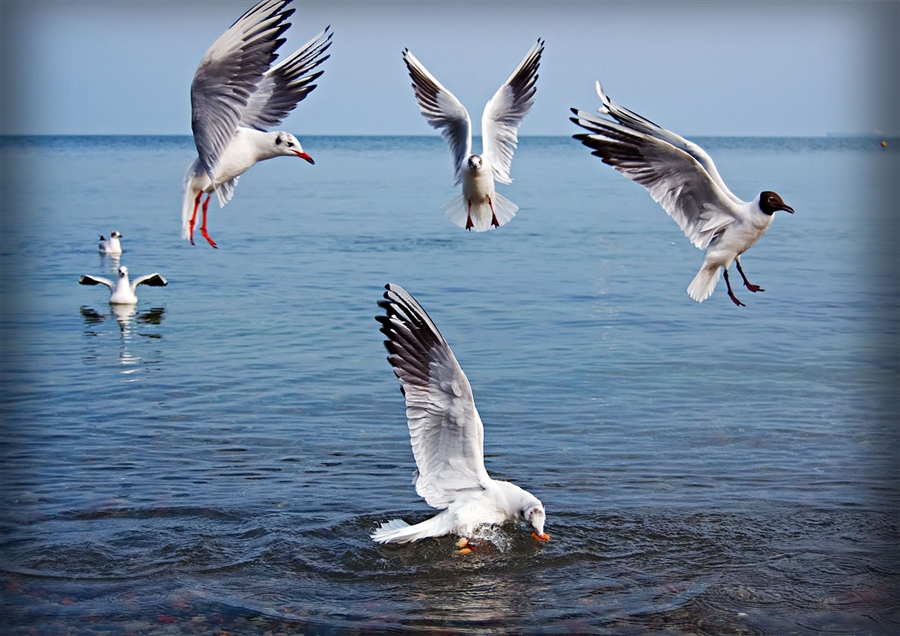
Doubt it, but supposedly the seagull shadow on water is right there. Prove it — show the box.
[80,305,166,337]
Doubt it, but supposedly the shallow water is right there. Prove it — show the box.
[1,135,898,634]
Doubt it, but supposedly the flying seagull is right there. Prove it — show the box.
[402,40,544,232]
[183,0,332,247]
[571,81,794,306]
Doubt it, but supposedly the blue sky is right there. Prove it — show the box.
[1,0,897,137]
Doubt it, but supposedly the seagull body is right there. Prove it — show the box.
[402,40,544,232]
[571,82,794,306]
[79,266,167,305]
[372,284,549,546]
[183,0,332,247]
[98,231,122,255]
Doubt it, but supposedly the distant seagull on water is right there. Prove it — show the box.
[80,266,167,305]
[402,39,544,232]
[98,231,122,255]
[571,82,794,306]
[372,284,550,549]
[183,0,332,248]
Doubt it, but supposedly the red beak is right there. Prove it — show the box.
[296,151,315,165]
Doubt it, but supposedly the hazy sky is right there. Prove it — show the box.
[1,0,897,137]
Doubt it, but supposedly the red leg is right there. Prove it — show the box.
[487,195,499,228]
[723,268,745,307]
[736,259,764,292]
[189,192,202,245]
[465,200,474,231]
[199,195,217,249]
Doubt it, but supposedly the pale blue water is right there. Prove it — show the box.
[1,135,898,634]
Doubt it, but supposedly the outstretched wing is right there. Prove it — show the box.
[402,49,472,186]
[79,275,114,289]
[132,273,168,289]
[482,39,544,185]
[240,26,333,130]
[571,108,737,250]
[376,284,490,509]
[592,81,741,204]
[190,0,293,179]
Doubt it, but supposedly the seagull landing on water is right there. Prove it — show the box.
[570,82,794,307]
[372,284,550,551]
[183,0,332,248]
[402,40,544,232]
[98,231,122,255]
[79,266,167,305]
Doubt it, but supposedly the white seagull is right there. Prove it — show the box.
[402,40,544,232]
[79,266,167,305]
[98,231,122,255]
[183,0,332,248]
[571,81,794,306]
[372,284,550,550]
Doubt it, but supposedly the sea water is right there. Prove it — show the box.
[0,135,897,634]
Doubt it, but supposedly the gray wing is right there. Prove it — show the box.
[190,0,293,179]
[376,284,491,509]
[79,275,114,289]
[482,39,544,185]
[132,273,168,289]
[593,81,741,204]
[402,49,472,186]
[571,109,737,250]
[240,26,333,131]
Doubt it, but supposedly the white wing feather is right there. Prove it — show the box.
[571,109,737,250]
[131,273,168,289]
[78,275,114,290]
[377,284,490,509]
[593,81,741,205]
[482,39,544,185]
[402,49,472,186]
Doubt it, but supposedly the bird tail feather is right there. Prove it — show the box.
[371,517,443,544]
[687,264,721,303]
[441,192,518,232]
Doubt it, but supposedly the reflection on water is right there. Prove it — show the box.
[80,305,166,372]
[98,251,121,271]
[80,305,166,335]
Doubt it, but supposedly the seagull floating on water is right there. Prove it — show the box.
[402,40,544,232]
[372,284,550,549]
[98,231,122,255]
[571,81,794,306]
[79,266,167,305]
[183,0,332,248]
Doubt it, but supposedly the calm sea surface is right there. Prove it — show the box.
[1,135,898,634]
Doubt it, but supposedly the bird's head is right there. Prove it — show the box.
[274,132,314,164]
[117,266,129,278]
[523,500,550,542]
[467,155,483,171]
[111,231,122,238]
[759,191,794,216]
